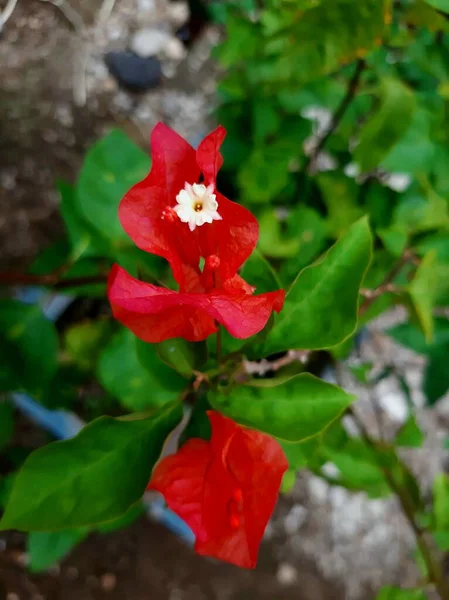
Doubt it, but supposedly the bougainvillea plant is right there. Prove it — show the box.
[108,123,287,566]
[2,1,449,595]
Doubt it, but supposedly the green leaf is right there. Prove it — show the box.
[209,373,354,442]
[433,530,449,551]
[58,180,111,260]
[97,329,186,411]
[240,248,281,293]
[407,251,440,342]
[64,319,113,372]
[378,226,408,258]
[76,130,150,246]
[96,501,145,533]
[263,217,372,354]
[349,362,373,384]
[317,173,364,237]
[381,108,435,175]
[280,207,327,285]
[155,339,207,378]
[395,416,425,448]
[388,317,449,354]
[355,78,416,173]
[0,301,58,397]
[424,0,449,12]
[0,403,182,531]
[28,529,88,572]
[433,474,449,531]
[376,586,427,600]
[424,344,449,405]
[0,401,14,451]
[258,209,300,258]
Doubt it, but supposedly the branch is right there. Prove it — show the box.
[40,0,86,34]
[359,249,417,317]
[96,0,117,28]
[348,407,449,599]
[307,58,366,172]
[0,0,19,30]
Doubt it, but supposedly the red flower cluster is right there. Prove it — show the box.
[108,123,285,343]
[107,124,288,569]
[148,411,288,569]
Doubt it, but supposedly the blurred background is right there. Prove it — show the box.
[2,0,449,598]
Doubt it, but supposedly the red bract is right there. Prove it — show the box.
[118,123,258,291]
[148,411,288,569]
[108,264,284,343]
[108,123,285,343]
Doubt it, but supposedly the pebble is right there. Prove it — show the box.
[165,37,187,60]
[167,2,190,28]
[101,573,117,592]
[130,28,172,58]
[104,51,162,92]
[277,563,298,586]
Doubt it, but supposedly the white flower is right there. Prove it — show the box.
[174,183,222,231]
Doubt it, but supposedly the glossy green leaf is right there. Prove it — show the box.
[355,78,416,173]
[376,586,427,600]
[0,301,58,397]
[0,403,182,531]
[210,373,354,442]
[0,401,14,451]
[263,217,372,354]
[97,329,186,411]
[28,529,88,572]
[77,129,150,245]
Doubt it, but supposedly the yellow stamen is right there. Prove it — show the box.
[194,202,203,212]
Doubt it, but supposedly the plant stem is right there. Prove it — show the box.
[348,407,449,599]
[359,248,417,317]
[308,58,366,171]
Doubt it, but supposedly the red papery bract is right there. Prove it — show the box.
[108,265,285,343]
[118,123,258,291]
[148,411,288,569]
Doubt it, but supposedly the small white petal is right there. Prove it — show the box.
[176,189,191,205]
[174,181,222,229]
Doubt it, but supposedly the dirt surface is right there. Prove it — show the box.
[0,0,218,270]
[0,515,342,600]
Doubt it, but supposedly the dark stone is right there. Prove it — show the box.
[104,51,162,92]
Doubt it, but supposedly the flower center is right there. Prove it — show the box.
[174,182,222,232]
